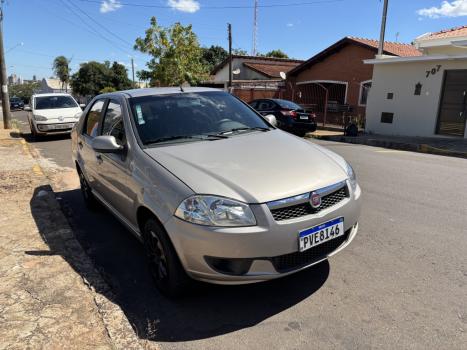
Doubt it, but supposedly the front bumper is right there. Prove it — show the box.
[164,183,361,284]
[32,121,76,135]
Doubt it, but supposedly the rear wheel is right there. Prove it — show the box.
[143,218,191,297]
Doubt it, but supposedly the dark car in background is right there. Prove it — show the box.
[10,97,25,110]
[249,98,317,137]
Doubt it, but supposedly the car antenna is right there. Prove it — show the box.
[179,85,184,92]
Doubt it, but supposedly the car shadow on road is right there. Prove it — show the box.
[30,186,330,343]
[19,131,71,143]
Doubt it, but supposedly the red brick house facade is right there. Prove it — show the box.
[286,37,421,124]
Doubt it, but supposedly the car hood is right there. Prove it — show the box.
[144,129,348,203]
[33,107,82,118]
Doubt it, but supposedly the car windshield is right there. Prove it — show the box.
[275,99,303,110]
[35,96,78,110]
[129,91,271,145]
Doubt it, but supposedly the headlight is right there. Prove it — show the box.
[346,162,357,191]
[34,115,48,121]
[175,195,256,227]
[74,112,82,119]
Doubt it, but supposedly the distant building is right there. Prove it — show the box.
[38,78,72,93]
[8,74,18,85]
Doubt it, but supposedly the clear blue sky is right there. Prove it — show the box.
[5,0,467,80]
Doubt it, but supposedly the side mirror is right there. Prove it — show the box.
[264,114,277,127]
[91,135,123,153]
[24,106,32,112]
[79,103,86,109]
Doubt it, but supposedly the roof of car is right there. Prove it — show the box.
[115,87,222,98]
[32,93,74,97]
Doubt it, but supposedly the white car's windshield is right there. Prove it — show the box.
[35,96,78,110]
[129,91,271,145]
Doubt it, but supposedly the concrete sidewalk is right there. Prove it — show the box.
[0,126,144,349]
[309,132,467,158]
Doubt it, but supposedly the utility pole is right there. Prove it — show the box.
[131,58,135,88]
[228,23,232,91]
[0,1,11,129]
[377,0,389,57]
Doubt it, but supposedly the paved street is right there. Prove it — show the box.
[12,110,467,349]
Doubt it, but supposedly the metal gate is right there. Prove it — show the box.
[436,70,467,137]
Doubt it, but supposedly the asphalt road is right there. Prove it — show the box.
[14,109,467,349]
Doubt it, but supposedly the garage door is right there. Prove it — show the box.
[436,70,467,137]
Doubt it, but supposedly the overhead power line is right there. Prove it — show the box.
[77,0,344,9]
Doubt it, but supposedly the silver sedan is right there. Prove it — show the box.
[71,87,361,297]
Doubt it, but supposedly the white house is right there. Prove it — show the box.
[38,78,72,94]
[365,26,467,138]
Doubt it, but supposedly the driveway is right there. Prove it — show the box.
[13,109,467,349]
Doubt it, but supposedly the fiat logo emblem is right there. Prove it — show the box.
[58,116,64,121]
[310,192,321,208]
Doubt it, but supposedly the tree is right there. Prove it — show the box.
[99,86,117,94]
[201,45,228,71]
[70,61,131,96]
[134,17,208,86]
[9,82,40,104]
[262,49,289,58]
[53,56,71,92]
[136,69,157,87]
[232,48,248,56]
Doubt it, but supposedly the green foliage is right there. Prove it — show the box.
[9,82,40,104]
[71,61,132,96]
[134,17,208,86]
[53,56,71,91]
[260,49,289,58]
[232,48,248,56]
[99,86,117,94]
[201,45,228,72]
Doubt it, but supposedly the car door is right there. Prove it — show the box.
[78,99,106,193]
[94,98,135,221]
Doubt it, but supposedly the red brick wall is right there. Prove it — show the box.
[289,44,376,117]
[232,88,282,102]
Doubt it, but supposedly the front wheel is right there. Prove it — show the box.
[143,218,191,297]
[78,170,99,209]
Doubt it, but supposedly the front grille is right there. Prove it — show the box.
[271,229,351,273]
[270,186,348,221]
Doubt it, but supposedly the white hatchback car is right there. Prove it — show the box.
[26,93,83,138]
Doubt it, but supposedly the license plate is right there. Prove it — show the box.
[299,115,308,120]
[299,217,344,252]
[51,123,74,130]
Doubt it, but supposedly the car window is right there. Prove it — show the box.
[35,95,78,110]
[275,99,302,110]
[101,100,126,146]
[258,100,274,110]
[84,100,105,138]
[129,91,270,145]
[249,101,258,109]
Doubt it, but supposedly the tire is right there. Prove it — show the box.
[143,218,191,297]
[78,169,99,209]
[30,124,39,142]
[294,129,308,137]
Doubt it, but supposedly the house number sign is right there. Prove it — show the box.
[426,65,442,78]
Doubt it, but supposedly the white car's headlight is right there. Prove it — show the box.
[74,112,82,119]
[175,195,256,227]
[34,115,48,121]
[346,162,357,191]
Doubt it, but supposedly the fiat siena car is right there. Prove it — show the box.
[71,87,361,296]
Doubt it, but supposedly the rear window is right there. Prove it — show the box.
[35,96,78,110]
[275,99,302,110]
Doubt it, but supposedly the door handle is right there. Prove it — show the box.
[96,154,103,164]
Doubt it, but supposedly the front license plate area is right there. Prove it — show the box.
[299,217,344,252]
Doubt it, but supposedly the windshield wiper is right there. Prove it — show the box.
[144,134,227,145]
[219,126,270,135]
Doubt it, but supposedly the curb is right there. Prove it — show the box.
[16,130,147,349]
[311,135,467,159]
